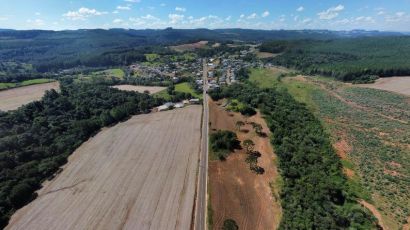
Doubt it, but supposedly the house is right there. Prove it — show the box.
[189,99,200,104]
[157,102,175,111]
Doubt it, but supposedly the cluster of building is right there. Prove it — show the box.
[157,98,201,112]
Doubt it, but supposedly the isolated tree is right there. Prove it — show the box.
[222,219,239,230]
[253,123,263,136]
[243,139,255,153]
[235,121,245,131]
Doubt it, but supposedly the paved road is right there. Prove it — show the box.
[194,59,209,230]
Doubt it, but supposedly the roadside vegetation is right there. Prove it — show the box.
[0,79,161,228]
[209,130,241,160]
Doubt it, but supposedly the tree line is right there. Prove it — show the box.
[209,83,378,229]
[0,79,161,228]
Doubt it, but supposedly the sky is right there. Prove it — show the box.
[0,0,410,31]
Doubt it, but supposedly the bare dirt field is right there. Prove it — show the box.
[7,106,202,230]
[112,85,166,94]
[208,99,281,230]
[170,41,208,52]
[0,82,59,111]
[358,76,410,96]
[256,51,280,59]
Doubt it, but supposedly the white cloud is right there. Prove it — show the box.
[168,14,184,24]
[113,18,123,23]
[239,14,245,18]
[0,16,8,21]
[377,11,385,15]
[141,14,159,20]
[355,16,375,23]
[262,11,270,18]
[318,4,344,20]
[124,0,141,2]
[175,7,186,12]
[302,18,312,24]
[112,10,119,14]
[385,12,408,22]
[35,12,41,16]
[160,3,166,7]
[63,7,108,20]
[247,13,257,19]
[297,6,304,12]
[117,5,131,10]
[225,16,232,21]
[27,18,45,26]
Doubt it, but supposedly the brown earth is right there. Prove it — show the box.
[208,99,281,230]
[358,77,410,96]
[0,82,59,111]
[170,41,208,52]
[111,85,166,94]
[6,106,202,230]
[359,200,388,230]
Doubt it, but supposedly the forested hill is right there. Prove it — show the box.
[262,36,410,82]
[0,28,406,72]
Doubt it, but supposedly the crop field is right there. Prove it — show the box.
[6,106,202,230]
[112,85,166,94]
[208,99,281,230]
[170,41,208,52]
[0,82,59,111]
[248,68,410,229]
[358,76,410,96]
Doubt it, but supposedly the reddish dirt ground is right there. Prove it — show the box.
[208,99,281,230]
[359,200,388,230]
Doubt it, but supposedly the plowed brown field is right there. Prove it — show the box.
[0,82,59,111]
[6,106,202,230]
[208,99,281,230]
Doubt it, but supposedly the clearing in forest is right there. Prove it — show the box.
[357,76,410,96]
[170,41,208,52]
[112,85,166,94]
[6,106,202,230]
[0,82,59,111]
[208,99,281,230]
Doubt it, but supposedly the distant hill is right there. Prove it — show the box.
[0,28,407,72]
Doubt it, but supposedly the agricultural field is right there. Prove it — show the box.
[208,99,281,229]
[6,106,202,230]
[0,79,55,90]
[112,85,166,94]
[170,41,208,52]
[249,68,410,229]
[0,82,59,111]
[358,76,410,96]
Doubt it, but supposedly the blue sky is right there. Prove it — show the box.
[0,0,409,31]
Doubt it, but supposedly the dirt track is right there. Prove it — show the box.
[6,106,202,230]
[358,77,410,96]
[208,99,281,230]
[112,85,166,94]
[0,82,59,111]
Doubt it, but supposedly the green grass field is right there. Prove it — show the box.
[175,82,202,98]
[0,79,55,90]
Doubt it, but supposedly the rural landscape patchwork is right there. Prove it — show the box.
[0,0,410,229]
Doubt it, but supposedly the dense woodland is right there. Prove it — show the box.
[0,28,406,73]
[0,80,161,228]
[261,37,410,82]
[209,83,378,229]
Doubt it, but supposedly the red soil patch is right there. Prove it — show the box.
[359,200,387,230]
[343,168,355,178]
[208,99,281,229]
[403,216,410,230]
[333,139,351,160]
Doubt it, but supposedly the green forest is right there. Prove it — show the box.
[209,83,378,229]
[0,80,161,228]
[261,37,410,82]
